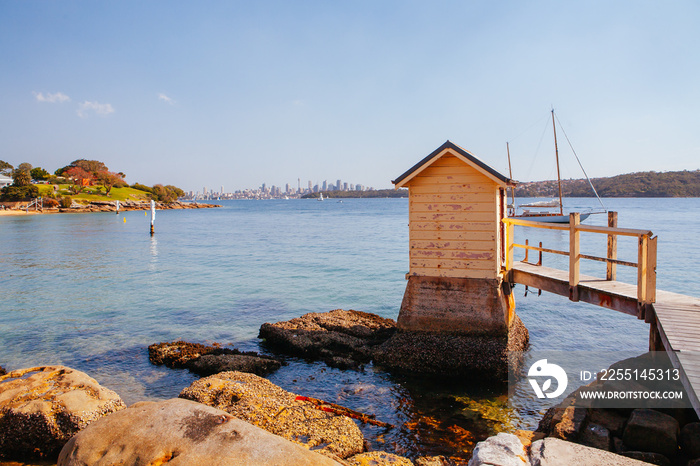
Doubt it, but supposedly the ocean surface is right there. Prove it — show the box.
[1,197,699,461]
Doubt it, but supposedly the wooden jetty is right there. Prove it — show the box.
[504,212,700,417]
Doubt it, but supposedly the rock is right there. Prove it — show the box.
[179,371,364,459]
[681,422,700,458]
[467,432,529,466]
[622,409,679,458]
[513,430,546,449]
[0,365,5,376]
[414,456,456,466]
[0,366,126,461]
[149,340,216,367]
[373,315,528,382]
[529,437,652,465]
[588,409,629,437]
[347,451,414,465]
[579,423,611,451]
[619,451,670,466]
[688,459,700,466]
[57,398,341,466]
[148,340,282,376]
[551,406,587,440]
[187,353,282,377]
[259,309,396,369]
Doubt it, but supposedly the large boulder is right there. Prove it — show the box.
[529,437,652,466]
[148,341,282,376]
[467,432,529,466]
[179,371,365,459]
[258,309,396,369]
[681,422,700,459]
[622,409,679,458]
[0,366,126,461]
[58,398,341,466]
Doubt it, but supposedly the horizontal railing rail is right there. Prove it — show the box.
[503,211,657,306]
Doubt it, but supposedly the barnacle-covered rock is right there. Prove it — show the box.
[148,340,282,376]
[373,315,528,382]
[258,309,396,369]
[0,365,125,461]
[179,371,365,459]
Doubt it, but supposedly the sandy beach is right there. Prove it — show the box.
[0,209,47,216]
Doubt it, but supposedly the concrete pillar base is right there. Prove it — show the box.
[397,275,515,336]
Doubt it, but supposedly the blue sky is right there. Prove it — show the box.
[1,1,698,192]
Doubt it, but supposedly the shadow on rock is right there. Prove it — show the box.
[148,341,283,377]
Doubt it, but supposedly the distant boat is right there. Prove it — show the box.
[507,109,604,224]
[318,193,324,201]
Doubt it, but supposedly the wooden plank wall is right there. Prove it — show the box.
[408,155,500,279]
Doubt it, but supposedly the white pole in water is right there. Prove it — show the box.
[116,200,120,215]
[150,200,156,236]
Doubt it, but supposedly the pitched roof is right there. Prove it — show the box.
[392,140,515,188]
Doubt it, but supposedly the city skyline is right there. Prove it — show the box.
[189,177,375,200]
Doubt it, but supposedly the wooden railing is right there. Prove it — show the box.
[503,211,657,306]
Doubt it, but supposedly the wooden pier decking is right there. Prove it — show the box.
[503,213,700,417]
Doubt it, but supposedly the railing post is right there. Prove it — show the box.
[606,211,618,281]
[506,220,514,270]
[569,212,581,301]
[638,234,648,306]
[647,236,657,303]
[524,239,529,263]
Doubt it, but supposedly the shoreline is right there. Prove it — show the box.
[0,200,220,216]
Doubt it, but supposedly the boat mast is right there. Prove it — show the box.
[552,109,564,215]
[506,142,515,216]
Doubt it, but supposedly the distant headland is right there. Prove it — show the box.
[516,169,700,198]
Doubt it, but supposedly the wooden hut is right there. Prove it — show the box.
[392,140,518,336]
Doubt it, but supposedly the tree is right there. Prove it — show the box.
[17,162,33,173]
[0,185,38,201]
[0,160,13,176]
[12,169,32,187]
[30,167,50,181]
[150,184,184,203]
[56,159,108,177]
[64,167,93,194]
[96,171,126,195]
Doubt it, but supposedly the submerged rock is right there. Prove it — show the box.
[179,371,365,459]
[259,309,396,369]
[58,398,341,466]
[347,451,414,465]
[0,366,126,461]
[148,340,282,376]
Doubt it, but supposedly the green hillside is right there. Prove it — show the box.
[515,170,700,198]
[35,184,150,202]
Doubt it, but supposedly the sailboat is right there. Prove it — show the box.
[318,193,324,201]
[507,110,604,223]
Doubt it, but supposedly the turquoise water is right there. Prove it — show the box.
[1,197,698,460]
